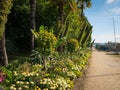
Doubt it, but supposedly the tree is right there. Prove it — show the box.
[30,0,36,52]
[77,17,92,47]
[0,0,12,66]
[77,0,92,17]
[51,0,76,39]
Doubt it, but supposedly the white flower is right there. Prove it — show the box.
[20,81,24,84]
[16,81,24,84]
[50,86,56,89]
[30,73,34,76]
[11,84,15,87]
[18,87,22,90]
[43,88,48,90]
[36,73,39,76]
[30,81,34,84]
[16,81,20,84]
[23,85,29,89]
[13,71,18,76]
[13,88,16,90]
[40,78,47,84]
[10,86,14,89]
[25,82,29,84]
[10,86,16,90]
[22,72,27,76]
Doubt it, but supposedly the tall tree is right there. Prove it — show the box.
[51,0,76,39]
[0,0,12,66]
[77,0,92,17]
[30,0,36,52]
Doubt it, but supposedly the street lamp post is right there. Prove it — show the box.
[113,16,117,48]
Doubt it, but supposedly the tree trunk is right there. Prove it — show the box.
[78,23,87,43]
[0,0,12,66]
[81,0,84,17]
[0,32,8,66]
[30,0,36,52]
[81,26,92,47]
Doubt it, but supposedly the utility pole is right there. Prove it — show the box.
[113,16,117,48]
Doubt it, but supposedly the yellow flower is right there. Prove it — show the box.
[34,86,41,90]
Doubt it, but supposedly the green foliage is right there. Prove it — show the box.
[32,26,57,56]
[5,0,30,52]
[0,0,12,22]
[36,0,58,29]
[65,12,82,38]
[6,39,18,55]
[29,50,43,64]
[7,60,20,71]
[56,37,66,48]
[81,25,92,47]
[0,0,12,37]
[66,38,79,53]
[0,63,42,89]
[5,0,92,54]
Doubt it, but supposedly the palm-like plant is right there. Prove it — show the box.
[77,0,92,16]
[51,0,77,38]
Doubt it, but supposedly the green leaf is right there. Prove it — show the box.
[39,25,45,32]
[2,68,13,83]
[5,79,10,83]
[31,29,38,38]
[14,74,24,81]
[56,37,66,48]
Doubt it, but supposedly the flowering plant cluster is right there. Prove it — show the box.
[0,49,91,90]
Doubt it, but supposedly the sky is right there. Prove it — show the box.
[85,0,120,43]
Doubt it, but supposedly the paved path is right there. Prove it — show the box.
[73,50,120,90]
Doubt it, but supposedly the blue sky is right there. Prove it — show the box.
[85,0,120,43]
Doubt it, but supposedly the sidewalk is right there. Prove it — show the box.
[74,50,120,90]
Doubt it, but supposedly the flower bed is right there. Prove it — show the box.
[0,50,91,90]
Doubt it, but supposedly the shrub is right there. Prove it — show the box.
[66,38,79,53]
[32,26,57,70]
[32,26,57,56]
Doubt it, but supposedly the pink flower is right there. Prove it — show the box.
[0,72,6,83]
[0,77,4,82]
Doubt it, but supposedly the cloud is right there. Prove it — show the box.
[109,7,120,14]
[106,0,115,4]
